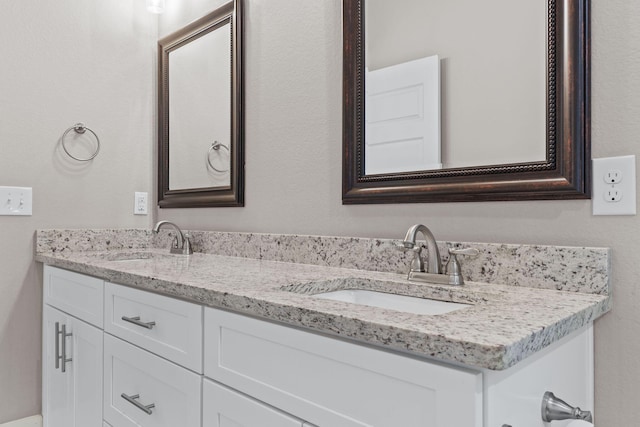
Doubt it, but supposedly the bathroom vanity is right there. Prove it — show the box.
[37,229,610,427]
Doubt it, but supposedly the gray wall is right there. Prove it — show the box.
[0,0,155,422]
[0,0,637,425]
[158,1,640,425]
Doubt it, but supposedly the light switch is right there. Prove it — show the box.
[0,186,32,216]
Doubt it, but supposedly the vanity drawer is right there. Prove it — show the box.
[104,282,203,372]
[43,265,104,328]
[103,334,201,427]
[204,308,483,427]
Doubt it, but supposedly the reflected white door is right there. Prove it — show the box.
[365,55,441,175]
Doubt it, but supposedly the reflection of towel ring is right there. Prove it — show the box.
[207,141,230,173]
[61,123,100,161]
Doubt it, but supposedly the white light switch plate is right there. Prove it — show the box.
[0,186,32,216]
[592,155,636,216]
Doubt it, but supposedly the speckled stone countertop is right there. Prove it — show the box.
[35,229,612,371]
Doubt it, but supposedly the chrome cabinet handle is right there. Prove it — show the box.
[55,322,72,372]
[60,324,72,373]
[121,316,156,330]
[55,322,60,369]
[121,393,155,415]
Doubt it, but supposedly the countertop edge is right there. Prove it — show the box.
[35,252,611,371]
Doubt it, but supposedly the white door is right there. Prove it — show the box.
[42,306,103,427]
[365,55,441,175]
[203,379,303,427]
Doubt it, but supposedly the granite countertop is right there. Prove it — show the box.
[35,247,611,371]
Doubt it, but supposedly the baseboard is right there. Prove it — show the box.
[0,415,42,427]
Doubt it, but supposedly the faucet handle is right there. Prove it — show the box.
[448,247,479,257]
[183,233,193,255]
[395,241,421,253]
[395,241,425,274]
[445,247,479,286]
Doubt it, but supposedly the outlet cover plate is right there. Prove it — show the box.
[0,186,33,216]
[134,192,148,215]
[592,155,636,216]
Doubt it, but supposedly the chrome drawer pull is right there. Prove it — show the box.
[121,393,155,415]
[121,316,156,329]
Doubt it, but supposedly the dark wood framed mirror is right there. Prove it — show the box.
[158,0,244,208]
[343,0,590,203]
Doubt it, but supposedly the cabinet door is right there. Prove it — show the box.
[205,308,483,427]
[203,379,303,427]
[42,306,103,427]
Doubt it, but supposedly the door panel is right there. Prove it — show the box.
[203,379,303,427]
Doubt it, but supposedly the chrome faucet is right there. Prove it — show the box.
[397,224,478,286]
[152,221,193,255]
[400,224,442,274]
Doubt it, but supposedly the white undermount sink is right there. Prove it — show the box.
[313,289,470,315]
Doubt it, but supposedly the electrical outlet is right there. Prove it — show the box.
[604,188,623,202]
[593,155,636,215]
[134,192,148,215]
[604,170,623,184]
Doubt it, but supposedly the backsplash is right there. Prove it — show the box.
[36,229,151,252]
[36,229,611,295]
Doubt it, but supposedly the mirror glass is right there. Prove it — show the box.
[169,23,231,190]
[158,0,244,208]
[364,0,547,174]
[343,0,590,203]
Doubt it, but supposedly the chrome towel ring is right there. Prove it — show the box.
[61,123,100,161]
[207,141,230,173]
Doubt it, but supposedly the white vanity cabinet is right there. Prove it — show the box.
[203,307,594,427]
[41,265,594,427]
[42,266,204,427]
[42,266,104,427]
